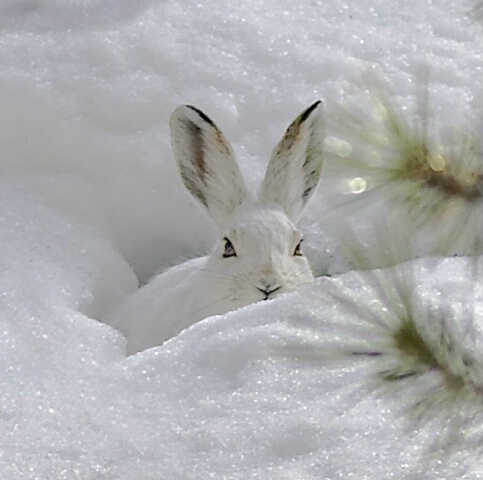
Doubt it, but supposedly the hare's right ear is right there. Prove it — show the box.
[258,101,325,221]
[170,105,248,230]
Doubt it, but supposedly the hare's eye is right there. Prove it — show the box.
[293,239,303,256]
[223,237,237,258]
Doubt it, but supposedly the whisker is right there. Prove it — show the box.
[183,293,235,322]
[199,267,234,281]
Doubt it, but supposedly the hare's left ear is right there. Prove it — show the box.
[170,105,248,230]
[258,101,325,221]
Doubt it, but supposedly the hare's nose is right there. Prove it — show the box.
[256,282,281,300]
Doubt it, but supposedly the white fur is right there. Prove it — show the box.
[109,101,325,353]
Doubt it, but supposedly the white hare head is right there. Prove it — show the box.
[170,101,325,312]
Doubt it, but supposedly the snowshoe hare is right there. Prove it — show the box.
[111,101,325,353]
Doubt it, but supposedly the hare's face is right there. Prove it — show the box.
[204,205,314,307]
[171,100,324,317]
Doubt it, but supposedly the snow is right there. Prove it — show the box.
[2,0,483,478]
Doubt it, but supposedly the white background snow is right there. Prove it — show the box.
[1,0,483,478]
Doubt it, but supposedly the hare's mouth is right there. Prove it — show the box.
[256,284,282,301]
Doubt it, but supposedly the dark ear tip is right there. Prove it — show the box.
[183,105,216,127]
[300,100,322,124]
